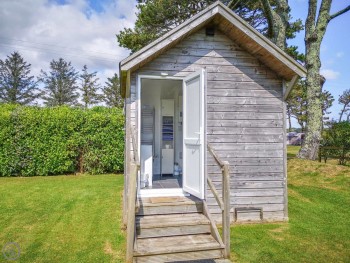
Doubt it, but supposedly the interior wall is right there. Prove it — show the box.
[141,79,183,175]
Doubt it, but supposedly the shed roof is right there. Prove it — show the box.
[120,1,306,98]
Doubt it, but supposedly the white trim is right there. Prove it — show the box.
[139,188,189,197]
[137,74,184,198]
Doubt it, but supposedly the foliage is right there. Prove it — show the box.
[0,105,124,176]
[286,80,333,131]
[0,51,39,105]
[39,58,79,106]
[79,65,101,108]
[117,0,304,60]
[338,88,350,122]
[102,73,123,108]
[322,121,350,165]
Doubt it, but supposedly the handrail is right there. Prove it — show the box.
[207,143,230,259]
[126,126,139,263]
[129,126,140,166]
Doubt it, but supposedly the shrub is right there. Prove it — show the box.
[0,104,124,176]
[322,121,350,165]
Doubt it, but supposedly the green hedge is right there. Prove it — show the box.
[0,104,124,176]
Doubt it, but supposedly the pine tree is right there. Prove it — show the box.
[102,73,123,108]
[39,58,79,106]
[0,51,39,105]
[338,89,350,122]
[79,65,101,108]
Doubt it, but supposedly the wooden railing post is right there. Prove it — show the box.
[207,143,231,259]
[222,161,230,259]
[126,163,137,263]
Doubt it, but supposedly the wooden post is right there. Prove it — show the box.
[126,163,137,263]
[222,161,230,259]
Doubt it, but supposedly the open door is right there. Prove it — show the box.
[183,69,205,199]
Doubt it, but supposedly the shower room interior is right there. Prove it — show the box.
[140,78,183,190]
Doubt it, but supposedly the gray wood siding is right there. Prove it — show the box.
[128,28,286,222]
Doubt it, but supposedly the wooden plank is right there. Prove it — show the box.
[137,203,203,215]
[208,80,282,90]
[208,119,283,128]
[207,134,284,143]
[207,143,283,150]
[207,188,285,197]
[207,112,283,120]
[202,201,225,247]
[282,97,289,219]
[207,88,282,98]
[208,165,284,173]
[207,96,282,105]
[209,173,284,181]
[222,162,230,259]
[207,178,224,210]
[208,203,284,214]
[207,157,284,166]
[135,234,222,256]
[207,104,282,113]
[137,224,210,239]
[207,127,283,135]
[208,150,283,158]
[135,249,223,263]
[206,196,284,205]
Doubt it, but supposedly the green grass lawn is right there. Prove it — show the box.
[0,175,125,262]
[1,148,349,262]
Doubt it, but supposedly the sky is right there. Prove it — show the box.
[0,0,349,123]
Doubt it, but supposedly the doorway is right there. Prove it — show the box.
[139,78,183,191]
[138,71,205,198]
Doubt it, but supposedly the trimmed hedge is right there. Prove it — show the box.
[0,104,124,176]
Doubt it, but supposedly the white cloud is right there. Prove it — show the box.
[320,69,340,80]
[0,0,137,84]
[336,52,344,58]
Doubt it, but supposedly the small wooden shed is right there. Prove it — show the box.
[120,2,306,261]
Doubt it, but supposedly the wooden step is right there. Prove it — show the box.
[136,213,211,238]
[137,196,203,216]
[134,234,224,262]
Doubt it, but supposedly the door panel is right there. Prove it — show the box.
[183,69,205,199]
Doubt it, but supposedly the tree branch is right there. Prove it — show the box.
[260,0,274,39]
[330,5,350,20]
[228,0,240,10]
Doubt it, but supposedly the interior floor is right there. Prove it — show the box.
[144,174,182,189]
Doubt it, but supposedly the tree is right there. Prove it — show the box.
[39,58,79,106]
[286,80,308,132]
[298,1,350,160]
[117,0,303,59]
[286,79,334,132]
[0,51,39,105]
[79,65,101,108]
[102,73,123,108]
[338,89,350,122]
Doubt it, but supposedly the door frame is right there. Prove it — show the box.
[136,73,207,198]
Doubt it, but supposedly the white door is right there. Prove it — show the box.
[183,69,205,199]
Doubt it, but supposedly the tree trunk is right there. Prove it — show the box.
[298,0,331,160]
[288,113,292,132]
[339,104,347,122]
[260,0,289,50]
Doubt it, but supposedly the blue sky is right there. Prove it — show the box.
[0,0,349,121]
[289,1,350,123]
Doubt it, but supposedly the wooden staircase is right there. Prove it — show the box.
[133,196,228,263]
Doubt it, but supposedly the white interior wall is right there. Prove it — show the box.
[141,79,183,175]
